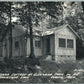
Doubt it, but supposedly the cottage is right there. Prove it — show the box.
[0,24,79,62]
[41,24,79,62]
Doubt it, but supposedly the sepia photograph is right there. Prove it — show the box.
[0,1,84,83]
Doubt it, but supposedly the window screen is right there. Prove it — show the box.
[35,40,41,48]
[59,38,66,48]
[67,39,73,48]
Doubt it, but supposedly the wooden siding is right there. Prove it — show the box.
[50,35,55,56]
[26,37,30,56]
[27,36,42,57]
[34,37,42,57]
[12,36,27,57]
[1,36,42,58]
[55,27,76,62]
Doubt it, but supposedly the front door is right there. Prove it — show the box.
[46,37,50,55]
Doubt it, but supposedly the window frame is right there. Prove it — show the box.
[67,39,74,48]
[59,38,66,48]
[58,38,74,49]
[35,40,41,48]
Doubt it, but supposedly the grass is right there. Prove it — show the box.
[40,60,76,74]
[0,58,84,83]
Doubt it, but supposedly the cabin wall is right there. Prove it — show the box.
[0,34,9,60]
[6,37,9,58]
[26,37,30,56]
[2,41,6,58]
[34,37,42,57]
[1,35,42,59]
[50,35,55,59]
[12,36,27,58]
[55,27,76,62]
[27,36,42,57]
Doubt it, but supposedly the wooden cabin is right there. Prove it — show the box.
[0,24,79,62]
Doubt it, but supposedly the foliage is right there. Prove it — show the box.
[63,2,84,32]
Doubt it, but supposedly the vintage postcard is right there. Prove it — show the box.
[0,1,84,83]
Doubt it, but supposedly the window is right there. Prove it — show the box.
[67,39,73,48]
[15,41,19,49]
[59,38,74,48]
[35,40,41,48]
[59,38,66,48]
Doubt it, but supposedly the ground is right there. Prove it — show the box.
[0,58,84,83]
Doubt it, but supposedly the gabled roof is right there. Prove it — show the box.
[41,24,67,36]
[12,24,26,37]
[67,25,80,38]
[12,24,80,38]
[12,24,42,37]
[41,24,80,38]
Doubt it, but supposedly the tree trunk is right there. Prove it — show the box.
[9,2,12,59]
[28,2,35,59]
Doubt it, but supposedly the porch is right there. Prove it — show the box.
[42,34,55,60]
